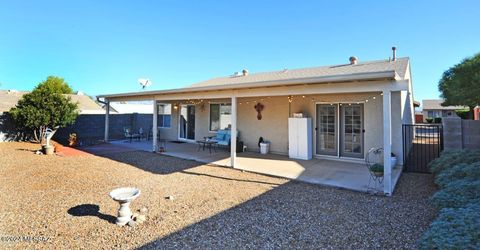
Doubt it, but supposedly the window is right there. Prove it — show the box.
[157,103,171,128]
[209,103,231,131]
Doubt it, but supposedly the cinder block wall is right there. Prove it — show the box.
[442,117,480,150]
[53,113,153,145]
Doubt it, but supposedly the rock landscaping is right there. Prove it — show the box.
[0,142,436,249]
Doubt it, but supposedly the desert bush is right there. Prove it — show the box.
[419,203,480,249]
[429,150,480,175]
[431,179,480,209]
[435,162,480,188]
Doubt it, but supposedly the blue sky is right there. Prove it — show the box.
[0,1,479,103]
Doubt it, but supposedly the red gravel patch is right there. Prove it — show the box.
[56,146,91,157]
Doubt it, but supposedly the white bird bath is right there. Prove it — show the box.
[109,187,141,226]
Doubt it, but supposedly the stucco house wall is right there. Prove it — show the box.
[156,90,409,161]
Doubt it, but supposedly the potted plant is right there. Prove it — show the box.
[68,133,77,147]
[369,163,384,177]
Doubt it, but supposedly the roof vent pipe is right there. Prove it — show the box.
[242,69,249,76]
[349,56,358,65]
[392,46,397,61]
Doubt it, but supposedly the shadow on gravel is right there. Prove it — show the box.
[138,173,436,249]
[68,204,116,224]
[90,150,203,175]
[180,170,281,186]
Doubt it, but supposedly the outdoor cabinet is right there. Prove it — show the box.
[288,118,313,160]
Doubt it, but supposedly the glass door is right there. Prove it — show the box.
[316,104,338,156]
[340,104,363,158]
[179,105,195,140]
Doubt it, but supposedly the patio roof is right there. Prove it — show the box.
[97,58,409,100]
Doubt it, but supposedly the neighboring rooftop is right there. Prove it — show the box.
[0,90,104,114]
[422,99,468,110]
[190,57,410,88]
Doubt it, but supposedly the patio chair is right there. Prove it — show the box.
[124,128,140,143]
[365,147,384,194]
[206,129,240,150]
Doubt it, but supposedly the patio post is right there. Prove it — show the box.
[104,100,110,142]
[230,95,237,167]
[382,90,393,195]
[152,100,158,152]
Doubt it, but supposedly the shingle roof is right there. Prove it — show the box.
[0,90,104,114]
[422,99,468,110]
[189,57,410,88]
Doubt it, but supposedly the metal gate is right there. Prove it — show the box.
[402,124,443,173]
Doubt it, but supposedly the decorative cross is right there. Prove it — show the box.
[254,103,264,120]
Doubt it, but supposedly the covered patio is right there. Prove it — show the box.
[105,140,402,193]
[98,58,414,196]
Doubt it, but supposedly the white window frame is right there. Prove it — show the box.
[209,103,232,132]
[157,103,172,128]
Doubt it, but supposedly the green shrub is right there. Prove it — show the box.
[369,163,384,173]
[419,203,480,249]
[435,162,480,188]
[426,117,433,123]
[456,109,470,119]
[429,150,480,175]
[431,179,480,209]
[433,117,442,123]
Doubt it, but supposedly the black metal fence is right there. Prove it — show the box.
[402,124,443,173]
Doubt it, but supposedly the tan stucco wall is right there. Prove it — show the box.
[157,91,408,161]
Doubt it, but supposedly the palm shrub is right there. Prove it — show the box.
[431,179,480,209]
[435,162,480,188]
[419,203,480,249]
[429,150,480,175]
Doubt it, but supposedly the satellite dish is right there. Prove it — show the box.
[138,78,152,89]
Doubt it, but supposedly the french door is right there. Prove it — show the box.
[316,103,364,158]
[179,105,195,140]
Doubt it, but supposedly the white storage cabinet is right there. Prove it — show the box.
[288,118,313,160]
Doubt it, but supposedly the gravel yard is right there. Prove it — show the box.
[0,142,437,249]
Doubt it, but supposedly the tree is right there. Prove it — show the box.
[35,76,74,94]
[438,53,480,118]
[9,76,79,143]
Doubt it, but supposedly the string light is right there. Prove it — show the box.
[172,92,384,108]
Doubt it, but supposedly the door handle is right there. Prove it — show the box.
[362,129,365,133]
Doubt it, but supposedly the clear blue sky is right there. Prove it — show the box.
[0,0,479,103]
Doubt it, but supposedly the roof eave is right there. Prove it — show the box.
[98,70,398,99]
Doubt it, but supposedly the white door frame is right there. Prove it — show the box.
[314,102,365,161]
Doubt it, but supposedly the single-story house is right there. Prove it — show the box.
[422,99,467,122]
[98,54,415,195]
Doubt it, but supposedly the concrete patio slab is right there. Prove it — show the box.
[101,140,402,193]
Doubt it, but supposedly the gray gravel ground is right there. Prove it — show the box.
[0,142,437,249]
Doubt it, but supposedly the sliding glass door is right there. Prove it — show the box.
[315,103,364,158]
[179,105,195,140]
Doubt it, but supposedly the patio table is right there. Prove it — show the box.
[196,140,217,153]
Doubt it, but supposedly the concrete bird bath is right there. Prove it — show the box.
[109,187,141,226]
